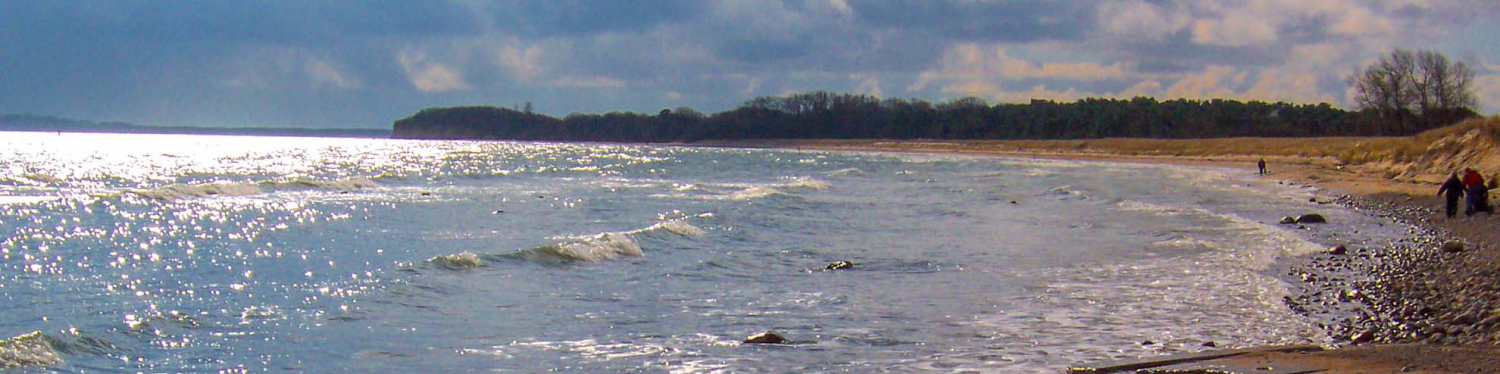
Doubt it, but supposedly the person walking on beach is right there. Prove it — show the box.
[1462,168,1488,216]
[1438,172,1466,218]
[1257,158,1267,175]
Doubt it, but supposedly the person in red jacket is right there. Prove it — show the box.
[1462,168,1490,216]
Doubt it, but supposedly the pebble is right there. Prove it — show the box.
[1441,241,1464,253]
[1328,245,1348,255]
[1280,195,1500,347]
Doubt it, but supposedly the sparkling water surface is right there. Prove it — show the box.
[0,132,1412,372]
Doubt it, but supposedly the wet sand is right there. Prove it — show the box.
[700,139,1500,373]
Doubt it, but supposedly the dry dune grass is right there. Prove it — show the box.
[1336,117,1500,183]
[973,117,1499,184]
[753,116,1498,191]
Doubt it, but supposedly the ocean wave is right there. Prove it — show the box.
[652,176,830,201]
[1148,237,1219,251]
[826,168,865,177]
[426,251,484,270]
[0,173,60,187]
[120,177,382,201]
[0,331,65,369]
[1042,185,1089,200]
[1115,200,1197,216]
[528,233,643,263]
[0,195,59,205]
[426,219,705,269]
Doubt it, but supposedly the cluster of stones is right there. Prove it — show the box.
[1283,195,1500,346]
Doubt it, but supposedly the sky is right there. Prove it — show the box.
[3,0,1500,129]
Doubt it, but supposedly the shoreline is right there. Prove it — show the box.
[696,139,1500,372]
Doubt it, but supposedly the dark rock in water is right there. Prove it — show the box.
[1352,329,1375,344]
[1279,216,1298,224]
[744,331,786,344]
[1140,340,1154,346]
[823,261,854,271]
[1328,245,1348,255]
[1441,241,1465,253]
[1296,214,1327,224]
[1009,200,1018,204]
[1201,341,1216,347]
[493,210,504,214]
[420,191,432,196]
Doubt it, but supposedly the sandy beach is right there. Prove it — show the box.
[700,137,1500,373]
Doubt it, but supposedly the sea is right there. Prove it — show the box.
[0,132,1416,373]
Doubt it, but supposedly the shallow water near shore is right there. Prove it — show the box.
[0,132,1417,372]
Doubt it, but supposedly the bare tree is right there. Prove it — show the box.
[1418,51,1476,110]
[1351,49,1475,117]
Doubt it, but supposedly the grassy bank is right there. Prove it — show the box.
[783,116,1500,187]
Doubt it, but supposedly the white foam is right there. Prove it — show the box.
[543,233,643,262]
[22,173,57,184]
[776,176,831,190]
[0,196,57,205]
[291,177,380,191]
[129,182,265,200]
[125,177,382,201]
[427,251,484,269]
[1116,200,1192,216]
[648,220,705,237]
[728,186,784,200]
[826,168,866,177]
[0,332,63,368]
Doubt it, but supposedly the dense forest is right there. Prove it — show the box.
[391,92,1477,142]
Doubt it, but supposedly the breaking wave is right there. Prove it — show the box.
[122,177,383,201]
[425,219,705,269]
[826,168,865,177]
[651,176,830,201]
[0,332,65,369]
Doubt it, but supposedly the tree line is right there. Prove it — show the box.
[392,94,1473,142]
[393,49,1479,142]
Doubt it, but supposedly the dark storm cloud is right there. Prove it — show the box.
[483,0,705,37]
[0,1,482,45]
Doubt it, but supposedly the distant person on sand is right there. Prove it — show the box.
[1438,172,1465,218]
[1257,158,1267,175]
[1461,168,1490,216]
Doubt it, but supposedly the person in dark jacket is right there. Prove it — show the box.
[1257,158,1267,175]
[1438,172,1465,218]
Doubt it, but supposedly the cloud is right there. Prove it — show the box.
[851,73,882,97]
[1096,0,1189,42]
[1189,13,1278,47]
[4,0,1500,128]
[853,1,1095,42]
[550,76,625,89]
[397,49,469,92]
[910,43,1128,93]
[1476,75,1500,114]
[493,42,547,81]
[304,58,361,89]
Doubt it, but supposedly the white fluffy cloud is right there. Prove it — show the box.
[911,43,1128,93]
[397,49,469,93]
[1477,74,1500,114]
[1097,0,1189,42]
